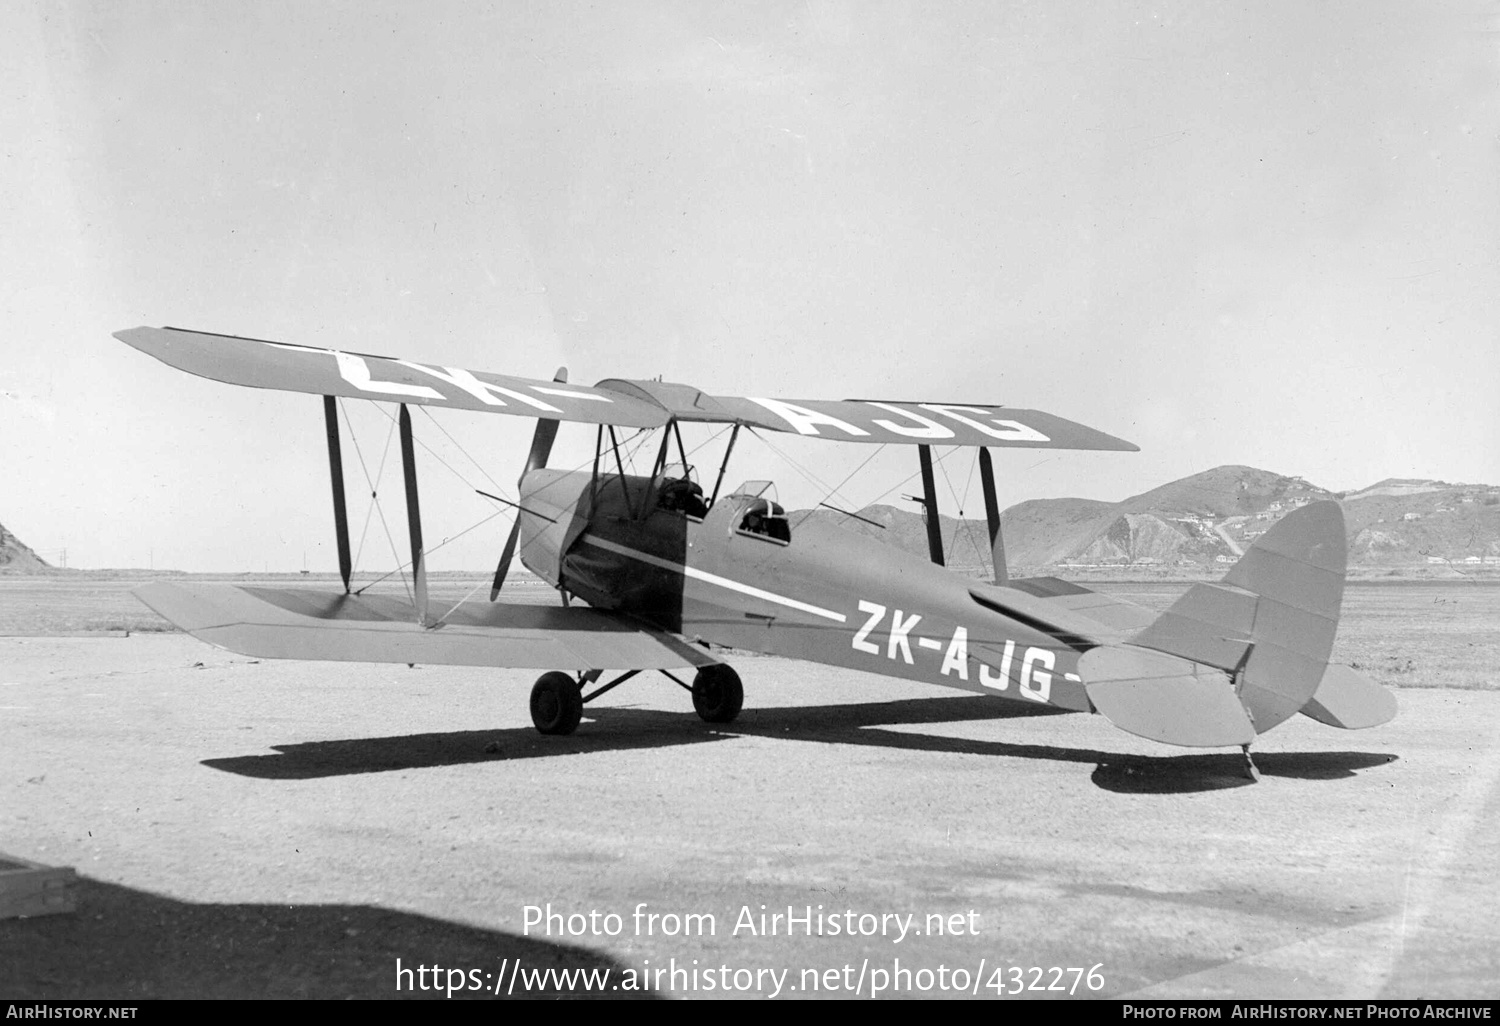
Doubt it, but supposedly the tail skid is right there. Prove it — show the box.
[1079,501,1396,748]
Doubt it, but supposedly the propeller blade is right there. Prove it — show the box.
[490,367,567,600]
[489,519,524,602]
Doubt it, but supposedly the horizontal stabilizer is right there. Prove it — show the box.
[1130,582,1257,670]
[1301,664,1398,730]
[135,582,718,671]
[1080,646,1255,747]
[1000,576,1158,636]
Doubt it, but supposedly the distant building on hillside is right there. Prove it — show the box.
[1402,512,1422,521]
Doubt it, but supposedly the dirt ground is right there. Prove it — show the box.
[2,632,1497,1000]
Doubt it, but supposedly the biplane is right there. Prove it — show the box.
[116,326,1395,776]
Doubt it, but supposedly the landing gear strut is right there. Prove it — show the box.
[530,671,583,735]
[692,664,743,724]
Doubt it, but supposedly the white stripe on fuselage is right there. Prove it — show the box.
[579,536,848,624]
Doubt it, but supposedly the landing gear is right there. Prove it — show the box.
[692,664,743,724]
[530,671,583,735]
[525,664,742,734]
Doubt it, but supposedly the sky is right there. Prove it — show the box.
[2,0,1497,571]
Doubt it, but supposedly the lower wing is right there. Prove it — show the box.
[135,582,719,671]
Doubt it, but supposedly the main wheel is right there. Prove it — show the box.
[530,671,583,735]
[692,664,743,724]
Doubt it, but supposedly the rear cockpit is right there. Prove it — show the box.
[737,498,790,543]
[717,481,792,545]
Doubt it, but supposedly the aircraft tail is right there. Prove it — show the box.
[1079,501,1395,747]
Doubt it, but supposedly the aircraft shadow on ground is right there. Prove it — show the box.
[203,695,1399,794]
[1088,749,1400,794]
[726,699,1399,794]
[201,716,731,779]
[0,876,654,1000]
[201,695,1055,779]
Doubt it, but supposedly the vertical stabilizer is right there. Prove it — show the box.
[1082,501,1363,746]
[1218,500,1346,731]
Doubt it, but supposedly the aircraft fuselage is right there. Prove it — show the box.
[517,469,1094,714]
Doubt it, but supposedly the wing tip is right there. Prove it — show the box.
[113,325,155,346]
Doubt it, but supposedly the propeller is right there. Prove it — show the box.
[489,367,567,600]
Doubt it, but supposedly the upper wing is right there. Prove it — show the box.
[117,326,1136,450]
[116,326,668,427]
[135,581,719,670]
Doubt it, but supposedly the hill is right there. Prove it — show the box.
[1341,482,1500,565]
[1342,478,1454,502]
[0,521,51,573]
[1003,465,1338,569]
[792,466,1500,572]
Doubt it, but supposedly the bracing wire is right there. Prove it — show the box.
[747,429,884,519]
[681,423,733,463]
[336,402,664,608]
[750,428,975,529]
[415,403,507,495]
[861,445,968,509]
[935,447,988,568]
[372,402,503,503]
[432,574,496,626]
[339,399,412,604]
[352,507,507,597]
[789,442,890,529]
[620,427,655,474]
[338,399,384,569]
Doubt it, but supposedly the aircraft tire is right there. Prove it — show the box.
[530,671,583,735]
[692,664,743,724]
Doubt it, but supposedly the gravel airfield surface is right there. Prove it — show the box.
[2,634,1497,1000]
